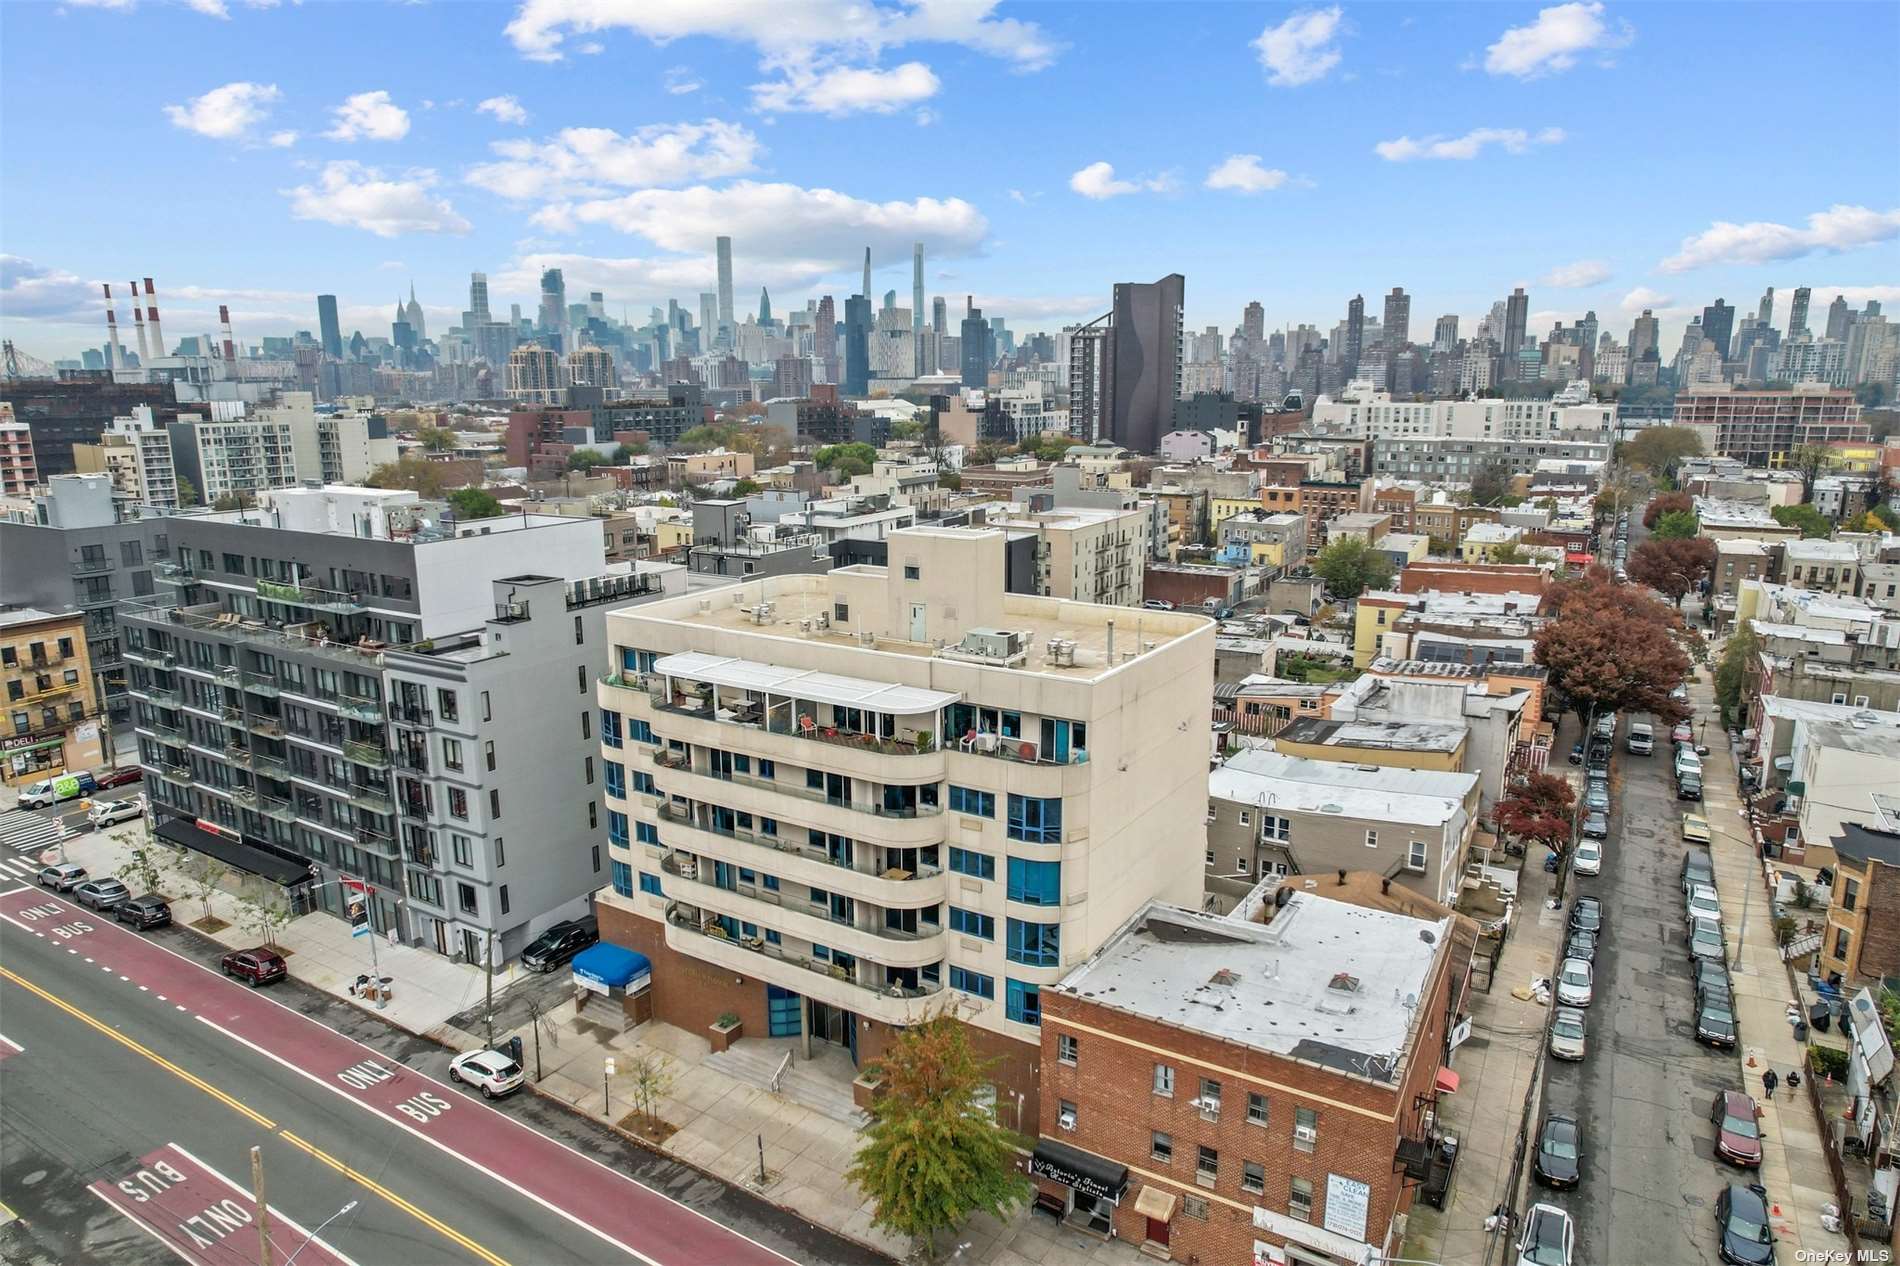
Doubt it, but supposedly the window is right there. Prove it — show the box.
[1198,1078,1222,1114]
[457,883,478,916]
[481,690,491,722]
[1006,919,1059,966]
[627,718,654,744]
[495,838,504,867]
[1058,1099,1077,1130]
[638,871,664,897]
[630,770,655,797]
[1247,1092,1268,1126]
[448,788,468,820]
[591,845,600,873]
[574,614,585,645]
[833,601,849,623]
[1365,830,1378,849]
[1057,1034,1078,1066]
[581,711,591,740]
[1294,1107,1318,1152]
[601,710,623,748]
[1289,1177,1314,1221]
[903,565,920,580]
[588,802,597,829]
[1153,1063,1175,1097]
[1181,1195,1208,1221]
[489,789,500,819]
[610,861,634,895]
[1006,857,1060,905]
[608,811,629,847]
[948,907,994,939]
[485,740,496,772]
[577,665,587,693]
[1151,1131,1173,1163]
[1408,839,1428,872]
[1238,810,1250,827]
[634,820,659,846]
[584,756,595,785]
[452,834,472,867]
[437,689,458,723]
[1835,927,1852,959]
[1242,1161,1265,1195]
[948,966,993,999]
[1005,979,1040,1025]
[1196,1146,1218,1187]
[948,785,994,817]
[948,847,994,880]
[442,737,463,771]
[604,761,625,798]
[1006,794,1061,843]
[1261,814,1290,841]
[499,885,510,915]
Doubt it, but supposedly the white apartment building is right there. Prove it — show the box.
[83,407,180,509]
[169,413,298,504]
[263,391,389,487]
[593,525,1212,1115]
[988,504,1150,606]
[1312,388,1614,443]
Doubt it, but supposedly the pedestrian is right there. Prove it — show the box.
[1787,1068,1801,1097]
[1763,1068,1779,1099]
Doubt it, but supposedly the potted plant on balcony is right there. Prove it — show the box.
[709,1011,743,1052]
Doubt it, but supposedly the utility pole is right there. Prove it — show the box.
[482,928,495,1048]
[251,1146,273,1266]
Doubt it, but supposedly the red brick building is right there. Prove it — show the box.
[505,408,593,468]
[1032,892,1461,1266]
[1396,561,1551,598]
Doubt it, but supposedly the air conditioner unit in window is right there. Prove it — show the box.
[1058,1109,1076,1131]
[1294,1124,1318,1146]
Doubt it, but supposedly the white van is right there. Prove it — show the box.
[1627,723,1654,755]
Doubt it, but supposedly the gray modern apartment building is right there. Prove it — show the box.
[1109,273,1184,453]
[116,484,681,964]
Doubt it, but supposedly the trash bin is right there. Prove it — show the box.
[506,1034,524,1065]
[1810,1002,1833,1034]
[1794,1019,1810,1043]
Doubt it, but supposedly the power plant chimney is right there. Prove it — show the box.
[218,304,238,370]
[102,284,124,371]
[144,278,165,360]
[128,281,150,363]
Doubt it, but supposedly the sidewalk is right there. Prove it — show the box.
[1403,766,1568,1266]
[1691,664,1849,1258]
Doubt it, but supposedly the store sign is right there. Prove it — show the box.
[1028,1151,1122,1201]
[1323,1174,1371,1242]
[1449,1015,1473,1051]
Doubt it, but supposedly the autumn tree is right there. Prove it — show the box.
[1627,536,1716,604]
[1651,509,1699,540]
[1714,624,1761,728]
[1623,426,1704,478]
[1643,491,1694,529]
[1469,459,1514,508]
[847,1009,1030,1261]
[1535,573,1692,730]
[1771,503,1833,539]
[418,426,457,452]
[446,487,505,520]
[1845,510,1887,534]
[1313,536,1396,600]
[1496,772,1576,863]
[367,457,450,498]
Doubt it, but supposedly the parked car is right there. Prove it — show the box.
[1627,722,1655,755]
[1567,742,1585,765]
[1683,851,1716,895]
[1711,1091,1764,1168]
[1715,1182,1777,1265]
[1549,1007,1587,1061]
[1140,599,1175,610]
[1573,840,1603,876]
[1517,1203,1576,1266]
[115,894,173,930]
[87,797,144,828]
[1693,956,1730,994]
[1533,1112,1583,1188]
[1563,927,1598,963]
[18,771,95,810]
[1687,883,1723,925]
[448,1048,525,1098]
[1689,918,1726,962]
[1697,995,1739,1048]
[519,916,600,973]
[1583,783,1610,814]
[221,947,288,987]
[1582,810,1610,839]
[1671,683,1691,703]
[34,862,87,892]
[1679,774,1704,802]
[72,878,130,911]
[94,765,143,789]
[1683,813,1712,844]
[1698,972,1735,1009]
[1556,957,1594,1007]
[1673,722,1694,745]
[1570,895,1603,934]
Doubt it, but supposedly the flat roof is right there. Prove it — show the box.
[1278,717,1467,753]
[1055,893,1447,1083]
[652,651,959,714]
[0,607,74,630]
[1210,748,1474,825]
[1807,719,1900,757]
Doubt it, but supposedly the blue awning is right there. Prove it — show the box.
[572,942,650,994]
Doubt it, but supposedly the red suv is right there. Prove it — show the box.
[95,766,144,789]
[221,947,288,987]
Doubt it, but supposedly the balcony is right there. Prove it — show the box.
[390,703,433,728]
[212,665,241,687]
[163,763,195,785]
[153,560,196,584]
[130,683,182,707]
[344,739,390,768]
[71,557,114,576]
[348,783,394,814]
[228,785,260,809]
[356,827,396,855]
[256,579,366,613]
[337,695,383,723]
[243,672,281,698]
[124,647,177,669]
[657,857,944,968]
[649,757,944,840]
[247,715,285,739]
[259,796,296,824]
[400,798,431,821]
[252,754,290,781]
[658,807,947,906]
[138,719,185,743]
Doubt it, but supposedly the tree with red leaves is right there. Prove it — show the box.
[1536,577,1693,728]
[1643,491,1694,529]
[1627,535,1717,604]
[1496,772,1575,859]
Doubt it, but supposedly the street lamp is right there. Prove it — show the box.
[283,1200,359,1265]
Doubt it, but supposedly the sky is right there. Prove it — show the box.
[2,0,1897,362]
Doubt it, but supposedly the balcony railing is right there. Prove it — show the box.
[664,902,944,1003]
[124,647,177,669]
[667,809,943,882]
[344,739,390,768]
[357,827,396,853]
[163,763,195,784]
[337,695,383,723]
[131,683,182,707]
[258,796,296,823]
[71,557,113,576]
[228,785,260,808]
[348,783,394,813]
[710,764,943,822]
[256,579,366,613]
[212,665,241,686]
[243,672,281,698]
[647,685,939,758]
[390,703,433,728]
[153,560,195,583]
[252,754,290,781]
[247,715,285,739]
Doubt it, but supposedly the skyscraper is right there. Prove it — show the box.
[1629,309,1660,364]
[715,236,734,334]
[1789,287,1812,339]
[467,273,491,325]
[1433,314,1459,352]
[1243,301,1265,344]
[1107,272,1185,453]
[1757,287,1775,330]
[843,294,871,395]
[959,297,992,389]
[316,295,342,360]
[1382,287,1410,351]
[1502,288,1529,378]
[758,287,772,325]
[1577,310,1599,380]
[814,295,837,376]
[1344,295,1365,375]
[862,248,872,307]
[1825,294,1853,341]
[404,283,427,344]
[912,242,925,358]
[538,268,567,352]
[1701,299,1734,360]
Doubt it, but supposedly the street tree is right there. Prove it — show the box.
[888,418,925,441]
[1535,575,1693,729]
[1770,503,1833,539]
[1651,509,1699,540]
[1468,459,1514,507]
[418,426,457,452]
[182,853,231,923]
[446,487,506,520]
[1714,624,1762,728]
[240,893,292,949]
[624,1050,676,1132]
[566,449,609,472]
[1845,510,1887,534]
[1642,491,1694,529]
[1623,426,1704,478]
[1495,772,1575,864]
[1785,444,1835,501]
[847,1008,1031,1261]
[123,840,170,898]
[1312,537,1396,601]
[1627,536,1716,604]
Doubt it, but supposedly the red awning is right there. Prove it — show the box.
[1435,1067,1460,1094]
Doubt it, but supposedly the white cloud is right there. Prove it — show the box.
[1619,286,1675,312]
[163,81,281,141]
[502,0,1060,70]
[1484,2,1633,78]
[754,61,940,115]
[284,162,471,238]
[325,90,411,142]
[1659,205,1900,273]
[1068,161,1171,200]
[1204,154,1289,194]
[1539,260,1611,288]
[467,119,760,201]
[0,256,97,323]
[1252,7,1345,87]
[267,130,298,147]
[663,66,702,95]
[1374,126,1564,161]
[476,95,529,125]
[181,0,279,16]
[1809,285,1900,308]
[63,0,138,10]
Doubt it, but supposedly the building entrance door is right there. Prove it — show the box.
[808,999,859,1064]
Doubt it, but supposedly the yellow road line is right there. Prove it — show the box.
[277,1131,512,1266]
[0,965,275,1130]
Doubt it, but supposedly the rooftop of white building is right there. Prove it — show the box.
[1209,748,1475,825]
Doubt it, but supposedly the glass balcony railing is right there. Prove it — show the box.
[337,695,384,723]
[663,901,943,1003]
[344,739,390,768]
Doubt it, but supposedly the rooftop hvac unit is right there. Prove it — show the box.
[959,628,1025,660]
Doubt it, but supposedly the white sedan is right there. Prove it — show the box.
[88,796,145,828]
[1572,840,1603,876]
[1555,957,1594,1008]
[448,1048,524,1098]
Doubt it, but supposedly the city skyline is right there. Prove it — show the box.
[1,1,1897,359]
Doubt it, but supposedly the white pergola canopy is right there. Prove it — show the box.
[653,652,957,716]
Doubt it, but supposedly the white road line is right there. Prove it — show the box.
[0,886,25,898]
[0,1033,22,1054]
[166,1141,363,1266]
[84,1186,199,1266]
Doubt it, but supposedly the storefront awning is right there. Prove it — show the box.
[1435,1067,1461,1094]
[1029,1139,1128,1201]
[155,816,311,887]
[572,942,651,995]
[1133,1185,1178,1222]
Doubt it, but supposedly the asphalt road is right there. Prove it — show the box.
[0,882,887,1266]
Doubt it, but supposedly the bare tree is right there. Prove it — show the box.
[181,853,231,922]
[625,1050,676,1129]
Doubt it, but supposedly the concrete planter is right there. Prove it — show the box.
[708,1018,742,1053]
[852,1070,885,1112]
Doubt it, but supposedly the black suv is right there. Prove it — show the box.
[115,894,173,929]
[521,917,599,973]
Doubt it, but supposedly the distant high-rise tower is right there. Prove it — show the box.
[1825,294,1853,342]
[758,287,772,325]
[698,293,718,348]
[1701,299,1734,360]
[862,248,872,306]
[1757,287,1775,331]
[316,295,342,360]
[912,242,926,369]
[715,236,734,333]
[1789,287,1812,339]
[1382,287,1410,351]
[843,294,872,395]
[1629,309,1660,364]
[1433,314,1459,352]
[882,289,897,313]
[931,295,947,335]
[1107,273,1185,453]
[959,297,993,389]
[538,268,567,351]
[1344,295,1365,375]
[404,283,427,343]
[1243,301,1265,344]
[467,273,491,325]
[1503,287,1530,377]
[815,294,838,378]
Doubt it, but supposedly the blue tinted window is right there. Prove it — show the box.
[950,966,995,999]
[607,811,629,847]
[949,847,995,880]
[1006,978,1041,1024]
[637,871,663,897]
[1007,858,1060,906]
[1007,795,1062,843]
[948,907,994,939]
[1006,919,1060,967]
[610,861,633,895]
[948,785,994,817]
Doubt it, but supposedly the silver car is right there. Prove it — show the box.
[1555,957,1594,1007]
[1549,1007,1587,1061]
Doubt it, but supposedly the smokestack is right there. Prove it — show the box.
[102,284,124,371]
[218,304,237,370]
[144,278,165,359]
[128,281,150,363]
